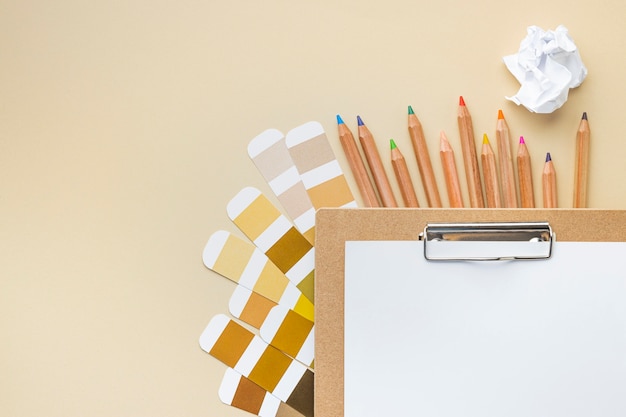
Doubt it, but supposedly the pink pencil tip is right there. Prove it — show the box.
[519,136,525,144]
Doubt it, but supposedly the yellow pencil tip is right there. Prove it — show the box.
[483,133,489,144]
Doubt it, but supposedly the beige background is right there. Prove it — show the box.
[1,1,625,416]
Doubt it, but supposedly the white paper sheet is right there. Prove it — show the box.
[344,240,626,417]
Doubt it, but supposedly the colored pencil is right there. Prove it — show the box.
[495,110,518,207]
[357,115,398,207]
[407,105,442,207]
[439,131,464,208]
[390,139,419,207]
[481,134,501,208]
[542,152,557,208]
[517,136,535,208]
[336,115,380,207]
[573,112,590,208]
[457,96,484,208]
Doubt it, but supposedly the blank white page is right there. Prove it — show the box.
[344,241,626,417]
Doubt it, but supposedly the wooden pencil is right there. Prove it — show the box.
[542,152,557,208]
[357,115,398,207]
[439,130,464,208]
[407,105,442,207]
[457,96,485,208]
[390,139,419,207]
[517,136,535,208]
[573,112,590,208]
[495,109,518,207]
[336,114,380,207]
[481,134,501,208]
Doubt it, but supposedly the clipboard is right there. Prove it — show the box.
[314,208,626,417]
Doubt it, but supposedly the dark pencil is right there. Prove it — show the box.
[573,112,590,208]
[542,152,557,208]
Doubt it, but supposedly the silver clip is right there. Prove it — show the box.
[419,222,553,261]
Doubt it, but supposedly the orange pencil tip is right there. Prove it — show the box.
[498,109,504,120]
[459,96,466,106]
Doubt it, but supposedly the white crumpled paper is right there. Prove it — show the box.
[503,25,587,113]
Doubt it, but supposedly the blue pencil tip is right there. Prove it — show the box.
[357,115,364,126]
[546,152,552,162]
[336,114,344,124]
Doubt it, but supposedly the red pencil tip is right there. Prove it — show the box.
[498,109,504,120]
[519,136,525,144]
[459,96,466,106]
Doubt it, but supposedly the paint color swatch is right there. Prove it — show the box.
[200,314,314,417]
[286,121,357,210]
[219,368,306,417]
[248,129,316,245]
[227,187,315,303]
[229,284,278,330]
[202,231,314,322]
[260,305,314,368]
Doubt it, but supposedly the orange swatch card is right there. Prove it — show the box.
[227,187,314,303]
[201,314,314,417]
[203,231,314,322]
[285,121,356,210]
[248,129,316,245]
[219,368,305,417]
[260,305,314,368]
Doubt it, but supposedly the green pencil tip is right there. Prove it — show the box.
[390,139,397,149]
[408,105,414,115]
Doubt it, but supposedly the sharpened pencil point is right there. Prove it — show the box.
[390,139,397,150]
[336,114,344,125]
[546,152,551,162]
[357,115,364,126]
[408,105,414,115]
[483,134,489,144]
[519,136,525,144]
[498,109,504,120]
[459,96,466,106]
[582,111,588,120]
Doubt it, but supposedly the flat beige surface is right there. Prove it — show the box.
[1,1,625,416]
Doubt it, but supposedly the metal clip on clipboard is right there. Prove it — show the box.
[419,222,554,261]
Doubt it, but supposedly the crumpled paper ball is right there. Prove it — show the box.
[503,25,588,113]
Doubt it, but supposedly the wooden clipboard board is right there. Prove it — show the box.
[314,208,626,417]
